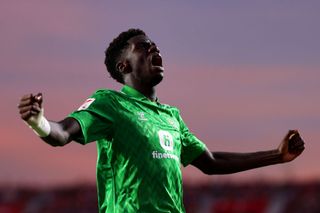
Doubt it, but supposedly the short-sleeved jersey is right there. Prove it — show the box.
[68,85,206,213]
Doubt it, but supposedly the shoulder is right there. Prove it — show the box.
[159,102,181,116]
[77,89,123,111]
[91,89,119,98]
[89,89,127,102]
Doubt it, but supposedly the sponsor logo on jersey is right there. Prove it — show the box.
[77,98,95,111]
[152,151,179,161]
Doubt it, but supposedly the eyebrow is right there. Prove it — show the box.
[136,39,155,47]
[137,39,152,44]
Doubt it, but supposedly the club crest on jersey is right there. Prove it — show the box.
[151,130,178,161]
[167,118,179,129]
[158,130,174,151]
[77,98,95,111]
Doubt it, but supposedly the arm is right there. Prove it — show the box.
[18,93,82,146]
[191,130,305,175]
[42,117,82,146]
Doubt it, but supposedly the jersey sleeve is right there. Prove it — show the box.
[68,90,116,144]
[175,109,207,167]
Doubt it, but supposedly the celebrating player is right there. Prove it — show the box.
[18,29,305,213]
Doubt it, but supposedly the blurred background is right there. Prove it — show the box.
[1,0,319,212]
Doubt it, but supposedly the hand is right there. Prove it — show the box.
[278,130,305,163]
[18,93,43,124]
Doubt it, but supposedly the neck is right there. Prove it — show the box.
[125,82,157,101]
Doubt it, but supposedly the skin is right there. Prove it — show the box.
[117,35,164,100]
[18,34,305,175]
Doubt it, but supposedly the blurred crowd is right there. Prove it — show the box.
[184,181,320,213]
[0,181,319,213]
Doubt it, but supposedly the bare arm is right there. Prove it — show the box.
[191,130,305,175]
[42,117,82,146]
[18,93,82,146]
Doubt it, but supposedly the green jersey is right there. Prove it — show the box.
[69,85,206,213]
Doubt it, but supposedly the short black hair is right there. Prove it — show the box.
[104,28,146,84]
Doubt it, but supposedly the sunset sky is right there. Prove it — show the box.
[1,1,319,186]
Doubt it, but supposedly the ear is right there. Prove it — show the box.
[116,61,131,74]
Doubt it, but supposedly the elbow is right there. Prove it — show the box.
[202,169,224,175]
[43,138,68,147]
[202,169,232,175]
[50,143,65,147]
[203,170,215,175]
[51,139,69,147]
[199,164,233,175]
[199,165,217,175]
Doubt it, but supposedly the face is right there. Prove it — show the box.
[121,35,164,87]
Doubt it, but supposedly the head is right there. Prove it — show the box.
[104,29,164,86]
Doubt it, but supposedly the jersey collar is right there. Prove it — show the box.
[121,85,159,103]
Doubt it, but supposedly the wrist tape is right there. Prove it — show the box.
[25,109,51,137]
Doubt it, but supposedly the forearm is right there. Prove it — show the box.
[192,131,304,175]
[41,120,72,147]
[19,94,82,147]
[210,150,282,174]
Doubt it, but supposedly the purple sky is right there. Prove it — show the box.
[1,0,319,186]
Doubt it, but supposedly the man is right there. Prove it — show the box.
[18,29,305,212]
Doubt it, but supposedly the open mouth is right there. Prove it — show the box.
[151,54,163,67]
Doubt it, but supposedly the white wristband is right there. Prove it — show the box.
[25,109,51,137]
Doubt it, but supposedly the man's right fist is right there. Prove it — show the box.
[18,93,43,121]
[18,93,51,137]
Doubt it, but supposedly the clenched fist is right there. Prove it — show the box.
[18,93,50,137]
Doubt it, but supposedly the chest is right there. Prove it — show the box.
[113,101,182,156]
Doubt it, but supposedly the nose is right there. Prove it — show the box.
[148,43,160,54]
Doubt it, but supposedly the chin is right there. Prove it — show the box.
[150,73,164,87]
[148,66,164,86]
